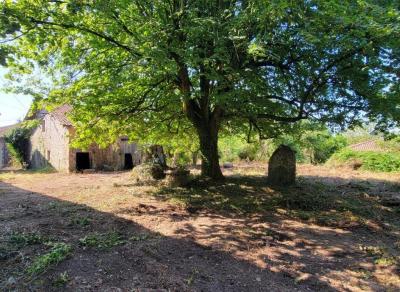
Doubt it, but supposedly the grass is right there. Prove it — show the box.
[79,231,126,249]
[27,243,72,276]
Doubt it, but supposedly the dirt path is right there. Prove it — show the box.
[0,165,399,291]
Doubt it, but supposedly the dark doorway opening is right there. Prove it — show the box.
[76,152,91,170]
[124,153,134,170]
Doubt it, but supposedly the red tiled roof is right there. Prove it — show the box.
[349,140,382,151]
[49,104,73,126]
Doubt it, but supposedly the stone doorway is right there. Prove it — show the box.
[124,153,134,170]
[76,152,91,170]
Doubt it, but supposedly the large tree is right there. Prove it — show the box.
[1,0,399,179]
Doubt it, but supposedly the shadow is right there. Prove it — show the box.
[154,174,400,227]
[1,173,399,291]
[148,174,400,290]
[0,180,333,292]
[29,149,56,171]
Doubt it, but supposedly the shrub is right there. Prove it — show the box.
[327,149,400,172]
[238,145,258,161]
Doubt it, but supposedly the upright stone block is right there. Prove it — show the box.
[268,145,296,186]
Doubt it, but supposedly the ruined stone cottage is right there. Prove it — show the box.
[28,105,141,172]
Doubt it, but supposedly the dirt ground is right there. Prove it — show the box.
[0,164,399,291]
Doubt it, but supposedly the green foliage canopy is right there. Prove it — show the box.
[1,0,399,178]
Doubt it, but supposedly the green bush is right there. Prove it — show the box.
[237,144,258,161]
[327,149,400,172]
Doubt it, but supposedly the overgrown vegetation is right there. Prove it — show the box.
[328,149,400,172]
[4,121,38,167]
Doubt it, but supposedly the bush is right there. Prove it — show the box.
[327,149,400,172]
[237,145,258,161]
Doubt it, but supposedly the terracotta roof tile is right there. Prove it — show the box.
[50,104,73,126]
[349,140,382,151]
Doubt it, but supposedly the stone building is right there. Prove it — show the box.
[29,105,141,172]
[0,124,19,169]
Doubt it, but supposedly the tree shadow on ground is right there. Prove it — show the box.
[147,174,400,290]
[154,174,400,228]
[1,181,335,292]
[1,174,399,291]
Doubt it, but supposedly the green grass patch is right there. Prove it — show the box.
[328,149,400,172]
[27,243,72,276]
[79,232,125,249]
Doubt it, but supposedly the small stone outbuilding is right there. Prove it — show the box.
[28,105,141,172]
[268,145,296,186]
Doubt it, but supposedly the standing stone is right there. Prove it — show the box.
[268,145,296,186]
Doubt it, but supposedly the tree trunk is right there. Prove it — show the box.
[191,151,198,166]
[197,126,224,180]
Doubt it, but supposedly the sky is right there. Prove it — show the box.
[0,68,32,127]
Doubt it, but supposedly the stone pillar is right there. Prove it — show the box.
[268,145,296,186]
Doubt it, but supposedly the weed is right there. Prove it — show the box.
[53,271,70,287]
[69,217,91,227]
[27,243,72,275]
[79,232,125,249]
[375,256,397,266]
[186,268,199,286]
[9,232,45,248]
[129,234,151,242]
[359,245,398,267]
[359,245,385,257]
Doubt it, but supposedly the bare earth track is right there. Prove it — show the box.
[0,164,399,291]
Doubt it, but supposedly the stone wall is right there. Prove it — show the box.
[29,115,71,171]
[29,115,141,172]
[0,138,9,169]
[68,139,141,171]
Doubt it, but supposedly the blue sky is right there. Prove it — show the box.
[0,68,32,127]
